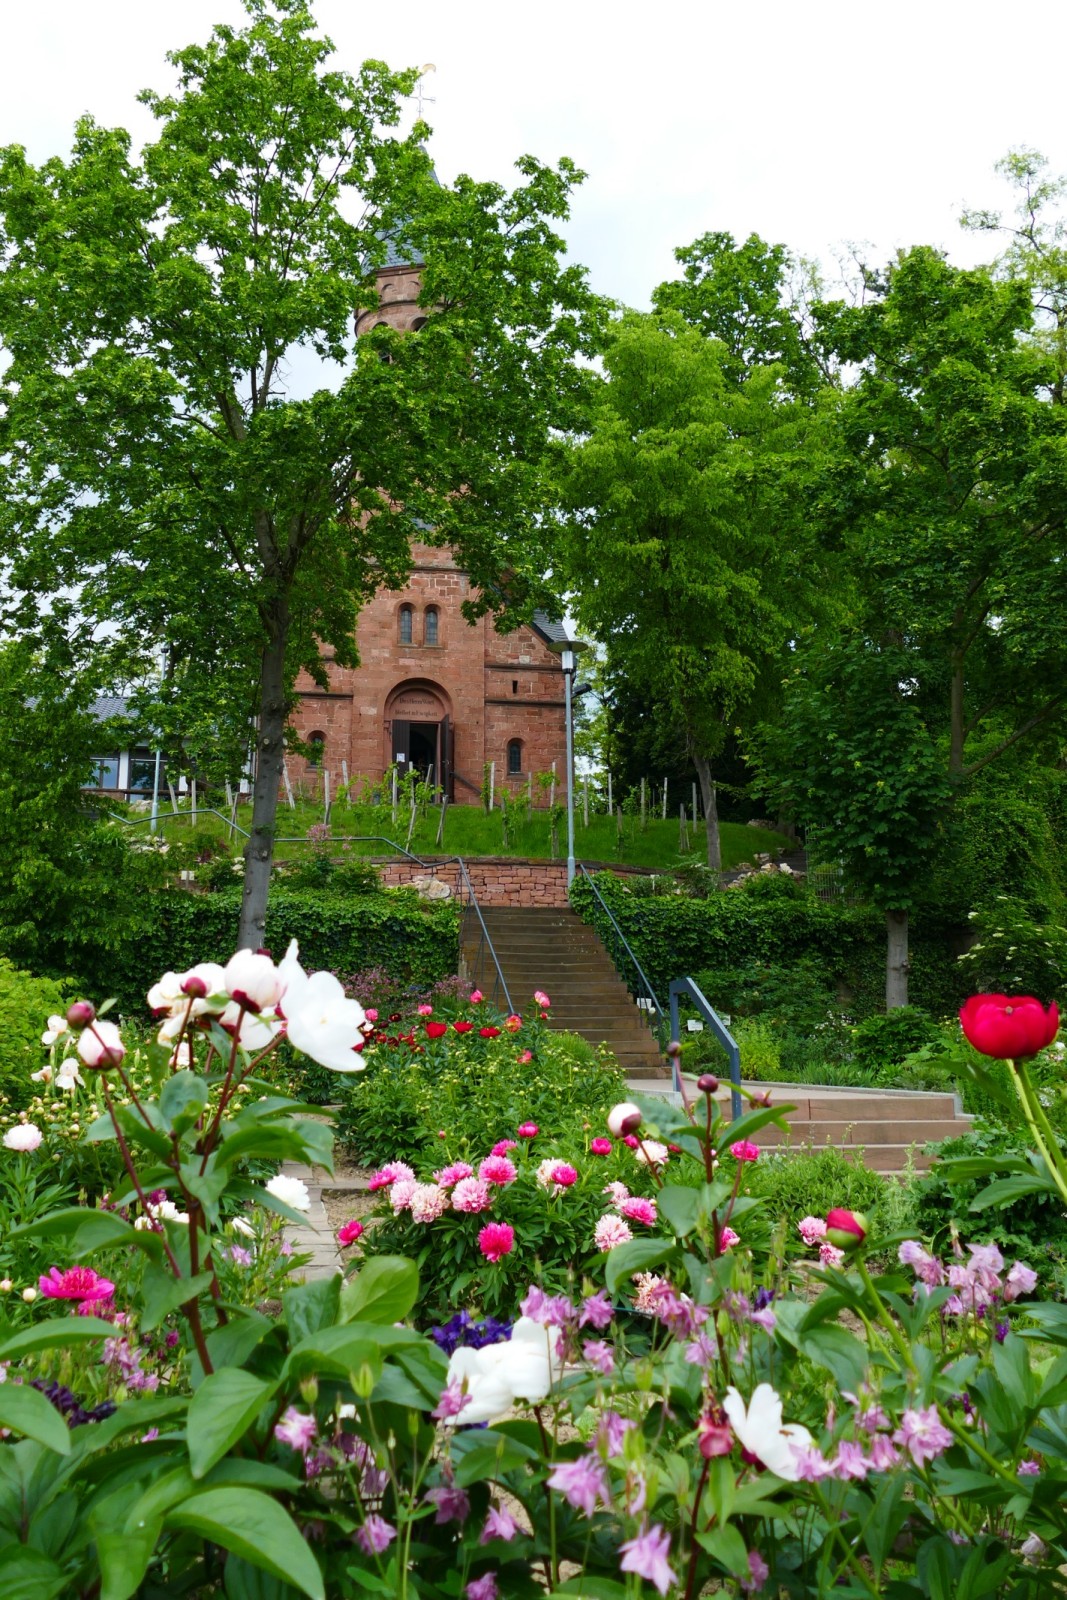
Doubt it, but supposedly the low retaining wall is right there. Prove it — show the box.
[376,857,657,908]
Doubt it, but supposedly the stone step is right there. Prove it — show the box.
[757,1118,964,1148]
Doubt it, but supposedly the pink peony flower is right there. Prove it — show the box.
[478,1155,518,1186]
[434,1162,475,1187]
[417,1004,434,1015]
[390,1179,418,1212]
[3,1123,42,1153]
[718,1226,740,1249]
[620,1196,657,1226]
[337,1219,364,1247]
[603,1180,630,1206]
[534,991,551,1008]
[469,990,484,1004]
[537,1159,578,1193]
[490,1139,518,1156]
[504,1014,523,1033]
[590,1137,613,1156]
[39,1266,115,1303]
[518,1050,533,1063]
[517,1122,538,1138]
[368,1161,415,1191]
[594,1214,633,1251]
[364,1008,379,1022]
[634,1139,669,1167]
[729,1140,760,1162]
[622,1134,640,1149]
[452,1177,492,1213]
[818,1241,846,1268]
[550,1162,577,1187]
[410,1183,449,1223]
[798,1216,828,1246]
[478,1222,515,1263]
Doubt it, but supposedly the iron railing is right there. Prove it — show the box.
[574,862,667,1049]
[668,977,742,1121]
[110,806,513,1011]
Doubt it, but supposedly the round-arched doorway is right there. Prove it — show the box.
[384,680,453,796]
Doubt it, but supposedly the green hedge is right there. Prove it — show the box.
[111,889,459,1014]
[570,874,969,1021]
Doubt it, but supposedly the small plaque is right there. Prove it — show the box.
[686,1019,704,1032]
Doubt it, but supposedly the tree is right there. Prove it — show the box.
[754,636,951,1007]
[561,311,823,872]
[0,0,598,947]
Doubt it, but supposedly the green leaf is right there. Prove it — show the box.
[696,1521,750,1579]
[605,1237,679,1295]
[0,1315,115,1361]
[187,1369,279,1479]
[339,1257,419,1325]
[549,1580,629,1600]
[969,1173,1055,1209]
[795,1324,869,1392]
[140,1265,215,1333]
[283,1274,341,1341]
[0,1384,72,1455]
[226,1555,303,1600]
[655,1183,702,1238]
[0,1544,70,1600]
[97,1522,161,1600]
[165,1487,325,1600]
[159,1070,210,1132]
[11,1207,139,1249]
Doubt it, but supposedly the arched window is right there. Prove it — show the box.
[410,316,428,331]
[424,605,439,646]
[399,605,413,645]
[308,731,325,769]
[507,739,523,776]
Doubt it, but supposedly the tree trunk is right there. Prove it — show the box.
[886,908,909,1009]
[239,595,289,950]
[949,652,965,778]
[693,753,721,876]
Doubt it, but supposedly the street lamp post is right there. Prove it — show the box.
[548,636,589,887]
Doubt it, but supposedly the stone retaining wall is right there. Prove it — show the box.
[376,857,656,908]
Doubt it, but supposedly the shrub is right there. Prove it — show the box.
[745,1143,885,1230]
[957,897,1067,1004]
[0,960,69,1109]
[734,1017,781,1080]
[850,1006,941,1071]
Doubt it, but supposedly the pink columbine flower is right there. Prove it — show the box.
[719,1226,740,1249]
[583,1339,615,1376]
[478,1222,515,1263]
[39,1266,115,1304]
[410,1183,449,1223]
[594,1214,633,1251]
[517,1122,538,1138]
[467,1576,498,1600]
[432,1379,472,1421]
[452,1177,492,1213]
[548,1453,609,1516]
[590,1137,612,1155]
[480,1505,517,1544]
[730,1140,760,1162]
[434,1162,474,1187]
[534,991,551,1008]
[427,1485,471,1525]
[743,1551,770,1595]
[469,990,484,1004]
[338,1219,364,1247]
[275,1407,318,1454]
[478,1155,518,1186]
[356,1515,396,1555]
[1003,1261,1038,1301]
[620,1196,657,1226]
[619,1523,677,1597]
[898,1239,945,1289]
[580,1289,614,1330]
[490,1140,518,1156]
[893,1405,954,1467]
[798,1216,828,1246]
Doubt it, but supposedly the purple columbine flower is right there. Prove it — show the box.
[426,1484,470,1525]
[432,1378,472,1421]
[480,1504,517,1544]
[356,1514,396,1555]
[579,1290,614,1331]
[466,1576,498,1600]
[619,1523,677,1597]
[547,1453,609,1516]
[274,1407,317,1455]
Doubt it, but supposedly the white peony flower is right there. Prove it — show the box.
[41,1015,69,1047]
[265,1173,311,1213]
[285,971,367,1074]
[219,1002,283,1053]
[607,1101,643,1137]
[722,1383,812,1481]
[76,1020,125,1069]
[633,1139,669,1168]
[224,949,284,1012]
[3,1123,42,1153]
[178,962,229,1014]
[147,972,184,1013]
[445,1319,562,1425]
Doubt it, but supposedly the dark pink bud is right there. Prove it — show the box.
[697,1074,719,1094]
[66,1001,96,1029]
[181,975,208,999]
[825,1209,868,1250]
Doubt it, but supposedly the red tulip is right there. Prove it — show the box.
[959,994,1059,1060]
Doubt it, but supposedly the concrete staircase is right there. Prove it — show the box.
[462,905,664,1077]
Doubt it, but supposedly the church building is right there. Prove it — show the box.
[288,208,571,804]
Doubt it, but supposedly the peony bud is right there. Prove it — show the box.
[825,1208,867,1250]
[696,1074,719,1094]
[223,949,283,1011]
[607,1101,643,1138]
[181,974,209,1000]
[66,1001,96,1029]
[76,1020,126,1070]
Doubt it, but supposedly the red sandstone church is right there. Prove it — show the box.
[289,210,570,804]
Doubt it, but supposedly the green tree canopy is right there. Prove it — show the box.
[0,0,600,946]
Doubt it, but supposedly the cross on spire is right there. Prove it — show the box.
[412,64,436,119]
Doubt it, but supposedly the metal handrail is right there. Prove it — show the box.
[110,805,514,1012]
[669,977,742,1121]
[574,863,667,1047]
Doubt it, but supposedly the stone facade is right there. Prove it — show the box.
[290,544,568,804]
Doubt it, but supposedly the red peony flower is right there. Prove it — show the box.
[959,994,1059,1060]
[479,1026,501,1039]
[517,1122,539,1138]
[425,1021,449,1039]
[478,1222,515,1264]
[337,1219,364,1247]
[453,1020,474,1034]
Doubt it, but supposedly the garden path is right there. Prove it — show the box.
[278,1160,342,1279]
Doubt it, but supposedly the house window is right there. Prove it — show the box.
[424,606,439,646]
[307,732,325,768]
[128,748,157,793]
[399,605,413,645]
[507,739,523,776]
[86,754,120,789]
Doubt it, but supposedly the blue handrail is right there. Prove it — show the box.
[669,977,742,1121]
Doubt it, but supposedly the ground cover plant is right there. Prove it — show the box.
[2,949,1067,1596]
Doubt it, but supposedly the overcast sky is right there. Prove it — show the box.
[4,0,1067,312]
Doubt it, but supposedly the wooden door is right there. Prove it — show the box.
[439,715,453,801]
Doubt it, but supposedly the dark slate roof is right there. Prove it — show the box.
[89,695,130,722]
[530,611,571,647]
[376,162,441,271]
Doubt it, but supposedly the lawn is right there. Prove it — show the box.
[136,796,793,872]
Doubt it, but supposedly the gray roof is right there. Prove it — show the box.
[376,162,441,271]
[530,611,571,647]
[89,695,130,722]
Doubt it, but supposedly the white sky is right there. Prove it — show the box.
[4,0,1067,311]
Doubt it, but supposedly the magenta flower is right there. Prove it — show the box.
[478,1223,515,1263]
[275,1407,317,1454]
[619,1523,677,1596]
[547,1453,609,1515]
[517,1122,539,1138]
[620,1196,657,1226]
[432,1379,472,1421]
[490,1139,518,1156]
[337,1219,365,1247]
[469,990,484,1004]
[548,1161,578,1187]
[743,1550,770,1595]
[480,1504,517,1544]
[893,1405,954,1467]
[467,1577,498,1600]
[589,1137,613,1155]
[452,1177,492,1213]
[39,1266,115,1303]
[356,1515,396,1555]
[427,1484,470,1525]
[417,1004,434,1015]
[434,1161,474,1187]
[583,1339,614,1375]
[534,990,551,1007]
[719,1226,740,1250]
[729,1140,760,1162]
[579,1290,614,1330]
[478,1155,518,1186]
